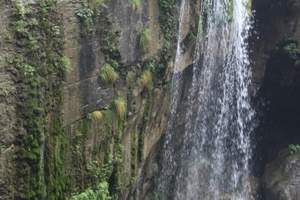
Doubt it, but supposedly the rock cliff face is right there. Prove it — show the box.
[0,0,198,199]
[263,151,300,200]
[0,0,176,199]
[0,0,300,199]
[253,0,300,199]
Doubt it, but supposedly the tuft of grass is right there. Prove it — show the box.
[130,0,142,10]
[126,71,135,86]
[139,27,151,51]
[90,111,103,122]
[99,63,119,84]
[139,70,152,91]
[113,97,126,120]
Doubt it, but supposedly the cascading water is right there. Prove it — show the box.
[158,0,188,196]
[158,0,255,199]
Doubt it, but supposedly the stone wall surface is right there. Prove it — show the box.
[263,151,300,200]
[0,2,18,199]
[0,0,188,199]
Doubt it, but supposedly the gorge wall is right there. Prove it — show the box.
[0,0,299,200]
[0,0,199,199]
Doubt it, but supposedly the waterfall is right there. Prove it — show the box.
[159,0,255,199]
[158,0,188,197]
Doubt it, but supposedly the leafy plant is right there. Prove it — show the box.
[282,41,298,60]
[99,63,119,84]
[289,144,300,155]
[61,56,72,72]
[157,0,176,77]
[15,20,28,33]
[139,70,153,91]
[70,188,97,200]
[75,6,94,23]
[70,182,111,200]
[139,27,151,51]
[75,5,95,35]
[22,64,36,77]
[158,0,176,43]
[71,152,114,200]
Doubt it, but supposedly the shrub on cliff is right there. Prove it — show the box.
[113,97,127,120]
[99,63,119,85]
[138,70,153,91]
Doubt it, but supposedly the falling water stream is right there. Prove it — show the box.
[158,0,188,197]
[158,0,255,199]
[163,0,187,161]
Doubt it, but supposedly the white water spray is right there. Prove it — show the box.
[160,0,255,199]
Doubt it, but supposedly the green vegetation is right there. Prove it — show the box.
[88,0,106,8]
[98,13,121,68]
[90,111,104,122]
[8,0,166,199]
[99,63,119,85]
[113,97,127,120]
[130,132,137,183]
[158,0,176,47]
[126,71,136,87]
[139,70,153,91]
[289,144,300,155]
[137,97,151,163]
[226,0,233,22]
[10,0,68,199]
[139,27,151,52]
[71,103,126,198]
[272,39,300,65]
[70,119,90,194]
[245,0,252,15]
[71,157,114,200]
[5,0,166,200]
[181,31,197,53]
[62,56,72,72]
[75,3,95,35]
[130,0,142,10]
[157,0,177,77]
[45,119,68,200]
[73,189,98,200]
[281,40,299,60]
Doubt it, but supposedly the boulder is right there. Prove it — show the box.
[263,150,300,200]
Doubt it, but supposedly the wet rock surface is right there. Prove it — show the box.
[263,151,300,200]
